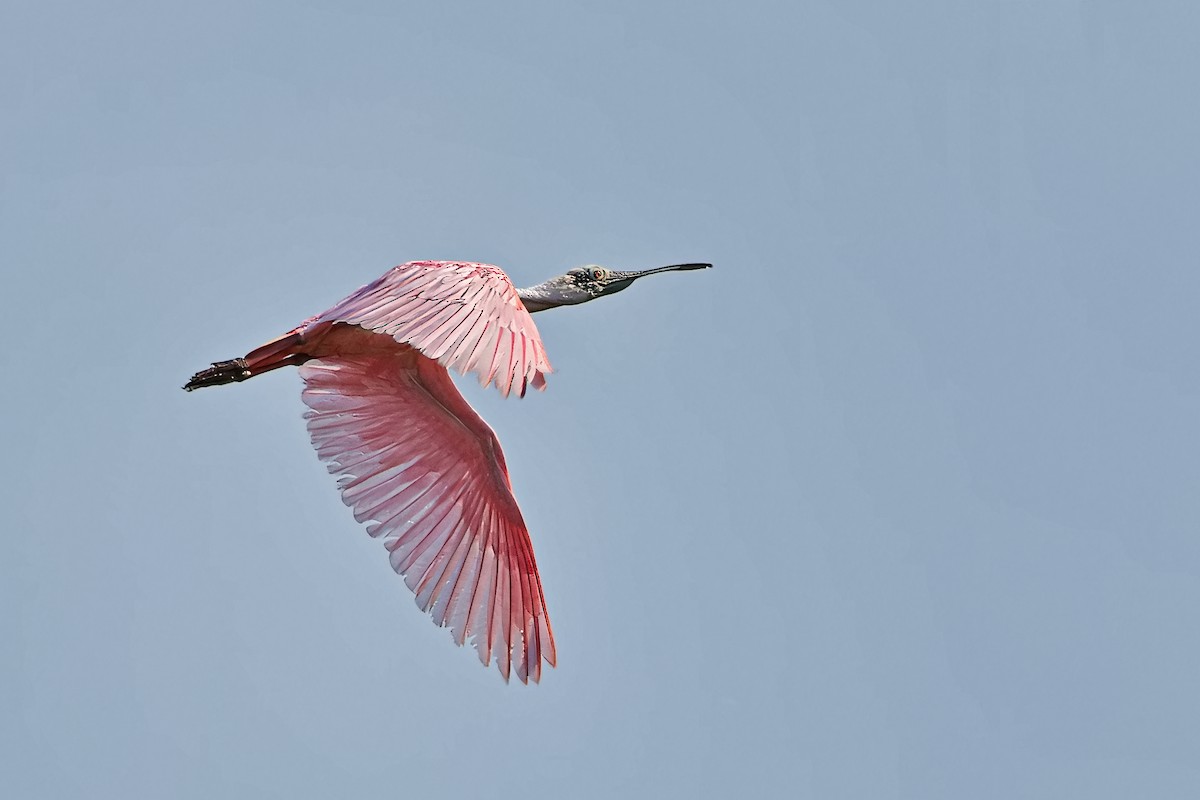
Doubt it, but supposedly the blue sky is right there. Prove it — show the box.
[3,2,1199,797]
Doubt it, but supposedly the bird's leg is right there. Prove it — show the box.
[183,358,251,391]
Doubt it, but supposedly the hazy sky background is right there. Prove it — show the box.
[3,1,1199,797]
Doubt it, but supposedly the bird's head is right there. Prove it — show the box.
[519,262,711,312]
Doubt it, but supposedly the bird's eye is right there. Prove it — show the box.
[591,268,606,280]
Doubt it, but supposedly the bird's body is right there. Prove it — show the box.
[186,259,709,682]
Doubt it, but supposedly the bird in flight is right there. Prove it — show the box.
[184,260,710,683]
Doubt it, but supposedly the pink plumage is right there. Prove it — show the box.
[185,258,710,683]
[314,261,551,398]
[302,348,553,684]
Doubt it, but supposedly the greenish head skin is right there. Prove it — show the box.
[517,263,711,313]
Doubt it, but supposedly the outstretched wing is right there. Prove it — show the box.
[300,350,556,683]
[315,261,552,398]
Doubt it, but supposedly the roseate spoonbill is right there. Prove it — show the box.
[184,260,710,683]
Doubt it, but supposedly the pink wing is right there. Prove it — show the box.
[315,261,552,398]
[300,350,556,684]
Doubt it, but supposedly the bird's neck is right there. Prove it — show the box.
[516,285,558,313]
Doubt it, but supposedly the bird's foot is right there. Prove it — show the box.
[183,358,251,391]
